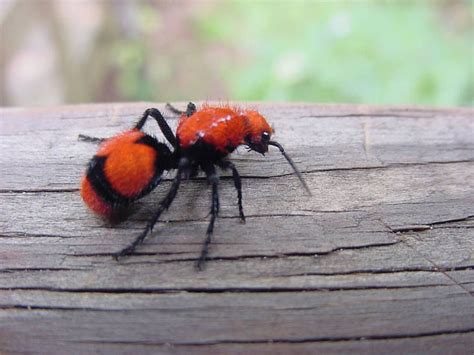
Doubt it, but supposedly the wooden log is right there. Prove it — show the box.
[0,102,473,353]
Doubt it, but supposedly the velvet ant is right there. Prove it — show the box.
[80,102,310,269]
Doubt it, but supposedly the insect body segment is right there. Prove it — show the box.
[243,109,273,154]
[80,129,172,216]
[80,103,309,270]
[177,106,247,154]
[176,105,274,158]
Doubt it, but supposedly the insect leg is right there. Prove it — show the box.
[113,157,189,259]
[217,160,245,223]
[135,108,177,148]
[196,163,220,270]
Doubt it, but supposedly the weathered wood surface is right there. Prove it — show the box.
[0,102,473,354]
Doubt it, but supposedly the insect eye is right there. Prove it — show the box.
[261,131,270,142]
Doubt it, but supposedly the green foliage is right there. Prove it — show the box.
[196,1,473,106]
[114,41,154,101]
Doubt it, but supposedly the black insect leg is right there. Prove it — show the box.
[135,108,177,148]
[217,160,245,223]
[196,163,220,270]
[113,157,189,259]
[165,102,197,117]
[78,134,106,144]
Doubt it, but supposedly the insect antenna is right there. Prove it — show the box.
[268,140,311,196]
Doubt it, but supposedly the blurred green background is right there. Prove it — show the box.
[0,0,472,107]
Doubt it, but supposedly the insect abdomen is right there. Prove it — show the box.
[80,130,172,216]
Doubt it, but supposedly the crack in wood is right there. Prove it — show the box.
[0,188,79,194]
[71,328,474,346]
[304,160,474,175]
[0,283,463,311]
[397,233,474,298]
[279,265,474,278]
[1,159,472,194]
[386,215,474,234]
[0,281,467,295]
[64,240,400,262]
[301,113,436,119]
[0,267,89,274]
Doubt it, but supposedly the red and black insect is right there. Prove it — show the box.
[80,102,310,269]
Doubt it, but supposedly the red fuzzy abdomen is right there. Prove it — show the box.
[80,175,113,216]
[80,130,160,216]
[176,107,249,153]
[98,131,156,198]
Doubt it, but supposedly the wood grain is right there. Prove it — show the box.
[0,102,473,354]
